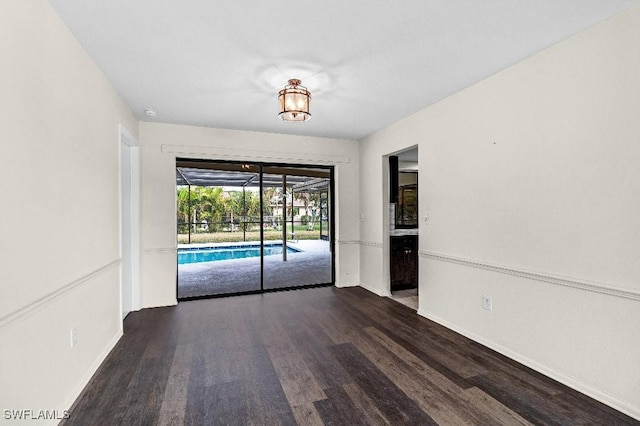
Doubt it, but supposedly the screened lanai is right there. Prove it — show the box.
[176,160,333,299]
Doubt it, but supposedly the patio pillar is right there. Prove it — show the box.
[187,184,191,244]
[319,191,323,240]
[291,188,295,240]
[282,174,287,261]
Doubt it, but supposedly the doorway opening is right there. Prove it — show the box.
[176,159,334,299]
[119,125,140,320]
[388,147,419,310]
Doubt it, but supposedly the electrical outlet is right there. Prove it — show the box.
[70,327,78,348]
[482,295,492,311]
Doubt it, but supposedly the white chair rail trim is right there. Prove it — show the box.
[0,259,121,328]
[420,250,639,301]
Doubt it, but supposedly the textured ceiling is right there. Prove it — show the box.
[47,0,640,140]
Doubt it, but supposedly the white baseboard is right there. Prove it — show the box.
[417,308,640,421]
[334,282,358,288]
[62,330,123,414]
[359,282,390,297]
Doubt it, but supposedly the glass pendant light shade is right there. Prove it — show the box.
[278,79,311,122]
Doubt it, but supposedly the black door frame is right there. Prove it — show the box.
[176,158,335,300]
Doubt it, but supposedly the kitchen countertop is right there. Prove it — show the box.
[390,229,418,236]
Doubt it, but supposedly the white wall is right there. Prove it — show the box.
[0,1,138,422]
[138,123,360,308]
[2,0,637,421]
[359,6,640,419]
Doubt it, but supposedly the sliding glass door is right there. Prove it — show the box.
[176,164,262,298]
[262,166,332,290]
[176,160,333,299]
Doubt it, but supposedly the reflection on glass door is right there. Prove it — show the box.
[176,160,333,299]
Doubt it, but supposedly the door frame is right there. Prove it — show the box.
[119,124,141,322]
[175,158,335,300]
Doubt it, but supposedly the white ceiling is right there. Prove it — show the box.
[47,0,639,141]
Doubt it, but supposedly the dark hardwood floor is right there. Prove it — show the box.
[63,287,637,425]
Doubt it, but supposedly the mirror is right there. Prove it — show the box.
[396,172,418,228]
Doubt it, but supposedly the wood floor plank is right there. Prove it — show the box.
[157,342,193,426]
[343,290,489,379]
[362,325,465,396]
[183,349,206,426]
[352,326,482,425]
[550,387,638,425]
[342,382,392,426]
[306,304,367,345]
[460,386,533,426]
[467,373,572,426]
[61,287,639,425]
[342,308,473,390]
[239,347,298,426]
[330,342,438,425]
[220,308,298,425]
[290,403,325,426]
[314,386,378,426]
[463,340,566,398]
[277,306,352,390]
[117,314,178,425]
[204,380,251,425]
[259,310,327,406]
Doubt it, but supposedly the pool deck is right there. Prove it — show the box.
[178,239,332,298]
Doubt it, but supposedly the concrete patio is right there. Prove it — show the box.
[177,240,332,298]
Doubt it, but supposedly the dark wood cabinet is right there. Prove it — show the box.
[390,235,418,291]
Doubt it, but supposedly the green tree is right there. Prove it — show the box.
[227,190,260,231]
[176,186,226,232]
[176,186,191,233]
[194,186,224,231]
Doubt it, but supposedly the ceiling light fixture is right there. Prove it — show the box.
[278,79,311,122]
[144,108,157,117]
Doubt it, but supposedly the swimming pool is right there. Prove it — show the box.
[178,243,300,265]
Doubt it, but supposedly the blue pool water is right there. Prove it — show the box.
[178,244,300,265]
